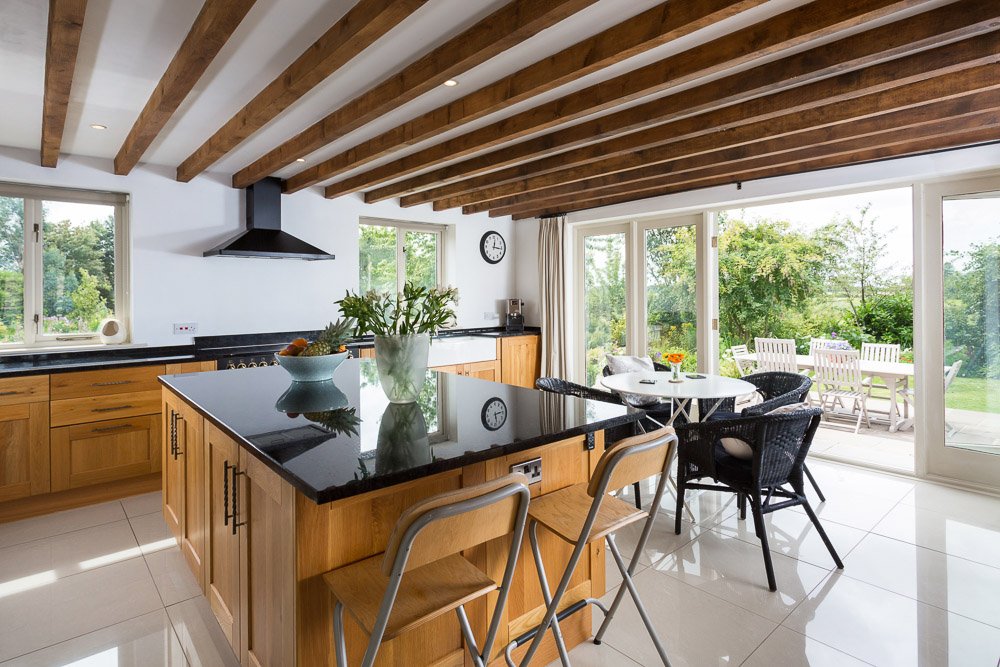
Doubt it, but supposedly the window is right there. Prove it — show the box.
[359,218,443,293]
[0,183,128,348]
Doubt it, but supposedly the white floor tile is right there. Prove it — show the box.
[656,487,739,528]
[0,520,139,584]
[546,640,642,666]
[0,557,163,662]
[742,625,872,667]
[166,596,240,667]
[714,507,865,569]
[145,546,202,607]
[128,511,178,555]
[649,529,830,622]
[783,571,1000,667]
[595,568,776,667]
[0,501,126,549]
[788,488,901,532]
[844,533,1000,629]
[902,482,1000,526]
[121,491,163,519]
[871,502,1000,568]
[0,610,186,666]
[803,460,915,502]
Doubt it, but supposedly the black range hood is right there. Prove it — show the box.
[204,178,335,260]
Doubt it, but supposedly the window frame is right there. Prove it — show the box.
[0,182,130,350]
[358,216,445,293]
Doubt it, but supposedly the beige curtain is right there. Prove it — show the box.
[538,216,567,378]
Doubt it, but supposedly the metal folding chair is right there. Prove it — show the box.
[324,473,532,667]
[509,427,678,666]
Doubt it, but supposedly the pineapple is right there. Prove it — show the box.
[301,318,355,357]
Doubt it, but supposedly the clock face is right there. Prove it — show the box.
[480,231,506,264]
[481,397,507,431]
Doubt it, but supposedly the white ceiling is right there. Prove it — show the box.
[0,0,946,189]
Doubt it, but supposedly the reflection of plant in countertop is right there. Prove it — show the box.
[303,407,361,438]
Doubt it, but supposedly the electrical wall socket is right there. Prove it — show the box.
[510,457,542,484]
[173,322,198,335]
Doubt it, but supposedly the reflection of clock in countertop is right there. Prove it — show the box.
[481,396,507,431]
[480,230,506,264]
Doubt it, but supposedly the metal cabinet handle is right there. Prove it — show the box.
[92,380,134,387]
[223,460,245,535]
[91,423,133,434]
[0,390,23,396]
[93,404,133,413]
[173,413,184,459]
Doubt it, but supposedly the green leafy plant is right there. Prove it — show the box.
[337,282,458,336]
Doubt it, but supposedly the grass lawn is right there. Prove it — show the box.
[868,376,998,414]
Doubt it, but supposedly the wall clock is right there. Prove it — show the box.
[480,231,506,264]
[481,396,507,431]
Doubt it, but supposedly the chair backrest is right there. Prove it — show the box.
[588,426,676,498]
[740,372,812,416]
[754,338,799,373]
[730,345,753,376]
[809,337,842,356]
[754,408,823,489]
[535,376,623,405]
[813,348,863,393]
[861,342,900,364]
[382,473,530,575]
[944,359,963,390]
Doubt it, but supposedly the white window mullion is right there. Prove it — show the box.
[22,198,41,346]
[395,228,405,293]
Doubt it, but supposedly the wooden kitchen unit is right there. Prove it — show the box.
[159,359,637,666]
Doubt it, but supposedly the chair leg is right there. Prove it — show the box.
[528,521,571,667]
[633,481,643,510]
[333,601,348,667]
[748,494,777,592]
[674,476,685,535]
[605,536,672,666]
[800,500,844,569]
[738,493,747,521]
[803,464,826,503]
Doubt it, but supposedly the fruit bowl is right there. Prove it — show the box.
[274,351,349,382]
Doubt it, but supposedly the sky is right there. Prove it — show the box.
[43,200,113,227]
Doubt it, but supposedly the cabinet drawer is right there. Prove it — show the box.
[51,390,162,427]
[0,375,49,405]
[51,414,160,491]
[50,365,166,400]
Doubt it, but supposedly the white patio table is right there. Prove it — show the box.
[600,371,756,425]
[734,352,924,432]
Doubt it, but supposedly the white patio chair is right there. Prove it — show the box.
[730,344,754,376]
[860,342,901,396]
[754,338,799,373]
[899,360,963,436]
[813,348,871,434]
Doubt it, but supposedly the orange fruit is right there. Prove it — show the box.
[291,337,308,347]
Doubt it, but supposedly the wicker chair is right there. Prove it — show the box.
[673,408,843,591]
[707,372,825,501]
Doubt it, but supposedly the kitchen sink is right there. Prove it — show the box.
[428,335,495,367]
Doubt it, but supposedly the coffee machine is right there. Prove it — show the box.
[505,298,524,332]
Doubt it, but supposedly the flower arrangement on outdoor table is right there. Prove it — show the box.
[338,283,459,403]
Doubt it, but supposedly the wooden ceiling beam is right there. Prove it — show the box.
[114,0,257,176]
[326,0,932,200]
[485,93,1000,217]
[443,36,999,212]
[509,126,1000,220]
[40,0,88,168]
[435,65,1000,209]
[391,0,1000,206]
[231,0,600,190]
[174,0,426,182]
[282,0,766,193]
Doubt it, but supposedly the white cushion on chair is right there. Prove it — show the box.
[606,354,660,407]
[767,402,810,415]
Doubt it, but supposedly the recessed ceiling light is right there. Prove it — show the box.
[89,123,107,130]
[443,79,459,87]
[295,158,306,163]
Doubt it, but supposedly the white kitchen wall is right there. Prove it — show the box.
[0,146,515,346]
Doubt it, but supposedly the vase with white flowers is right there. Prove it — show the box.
[338,283,458,403]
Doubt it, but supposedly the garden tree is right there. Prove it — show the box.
[945,238,1000,378]
[645,225,697,369]
[69,268,111,330]
[359,224,438,293]
[0,197,24,341]
[717,212,829,348]
[825,204,893,319]
[583,233,626,383]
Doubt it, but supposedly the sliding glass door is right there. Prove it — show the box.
[919,175,1000,487]
[642,220,698,371]
[580,225,629,386]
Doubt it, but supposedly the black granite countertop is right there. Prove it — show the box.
[159,358,641,504]
[0,327,541,378]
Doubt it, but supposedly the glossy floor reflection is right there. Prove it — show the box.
[1,461,999,666]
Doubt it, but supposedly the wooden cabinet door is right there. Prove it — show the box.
[51,415,160,492]
[177,402,206,587]
[205,423,241,652]
[467,360,499,381]
[431,364,462,375]
[239,450,295,667]
[501,335,541,388]
[162,394,185,541]
[0,402,49,502]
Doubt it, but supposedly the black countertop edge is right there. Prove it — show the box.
[0,326,542,378]
[158,375,643,504]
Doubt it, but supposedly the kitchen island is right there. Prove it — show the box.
[159,359,642,666]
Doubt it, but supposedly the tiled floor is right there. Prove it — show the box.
[2,462,1000,666]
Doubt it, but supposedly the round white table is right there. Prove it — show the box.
[600,371,756,425]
